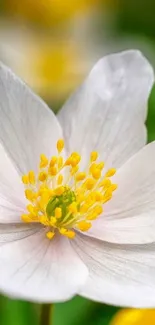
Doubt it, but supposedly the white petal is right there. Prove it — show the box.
[86,141,155,244]
[0,63,63,174]
[58,50,154,169]
[0,230,88,302]
[73,233,155,307]
[0,142,26,223]
[0,223,41,242]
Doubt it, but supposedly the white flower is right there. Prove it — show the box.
[0,50,154,307]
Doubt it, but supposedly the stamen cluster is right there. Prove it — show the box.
[21,139,117,239]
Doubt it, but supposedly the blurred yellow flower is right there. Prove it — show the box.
[4,0,100,26]
[111,309,155,325]
[0,27,93,105]
[29,41,90,103]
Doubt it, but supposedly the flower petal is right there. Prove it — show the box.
[0,230,88,302]
[0,62,63,174]
[0,223,41,243]
[58,50,154,169]
[0,142,26,223]
[73,233,155,307]
[86,141,155,244]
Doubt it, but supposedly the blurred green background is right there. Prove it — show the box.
[0,0,155,324]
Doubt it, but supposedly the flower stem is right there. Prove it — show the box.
[40,303,53,325]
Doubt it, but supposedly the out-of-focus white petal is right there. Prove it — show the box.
[0,231,88,302]
[58,50,154,169]
[86,141,155,244]
[0,142,26,223]
[73,233,155,307]
[0,62,63,175]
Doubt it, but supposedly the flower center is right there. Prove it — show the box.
[21,139,117,240]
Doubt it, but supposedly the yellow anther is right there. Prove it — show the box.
[65,157,72,166]
[21,214,32,222]
[40,154,48,168]
[59,227,67,235]
[76,221,91,231]
[87,205,103,220]
[38,186,52,197]
[90,151,98,162]
[22,175,29,185]
[28,171,35,185]
[57,139,64,153]
[49,166,57,176]
[71,165,79,175]
[46,231,55,240]
[65,230,76,239]
[50,217,57,225]
[76,188,85,201]
[84,178,96,190]
[70,152,81,166]
[91,167,101,179]
[80,204,89,214]
[94,191,103,202]
[104,188,113,197]
[39,216,49,226]
[68,202,77,214]
[39,194,50,210]
[59,228,75,239]
[97,162,105,170]
[98,178,111,188]
[50,156,57,167]
[105,168,116,177]
[54,186,65,196]
[25,189,35,201]
[94,205,103,216]
[102,189,112,203]
[57,174,63,185]
[27,204,38,215]
[110,184,118,191]
[38,171,48,182]
[55,207,62,219]
[76,172,86,182]
[58,156,64,169]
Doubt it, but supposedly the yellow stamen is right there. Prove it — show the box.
[57,174,63,185]
[25,189,35,201]
[55,207,62,219]
[54,186,65,196]
[27,204,38,215]
[84,178,96,190]
[76,221,91,231]
[90,151,98,162]
[111,184,118,191]
[46,231,55,240]
[22,175,29,185]
[49,166,57,176]
[50,216,57,225]
[57,139,64,153]
[38,171,48,182]
[21,138,117,240]
[76,172,86,182]
[59,227,75,239]
[58,156,64,169]
[50,156,57,167]
[40,154,48,168]
[21,214,32,222]
[28,171,35,185]
[91,167,101,179]
[68,202,77,214]
[105,168,116,177]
